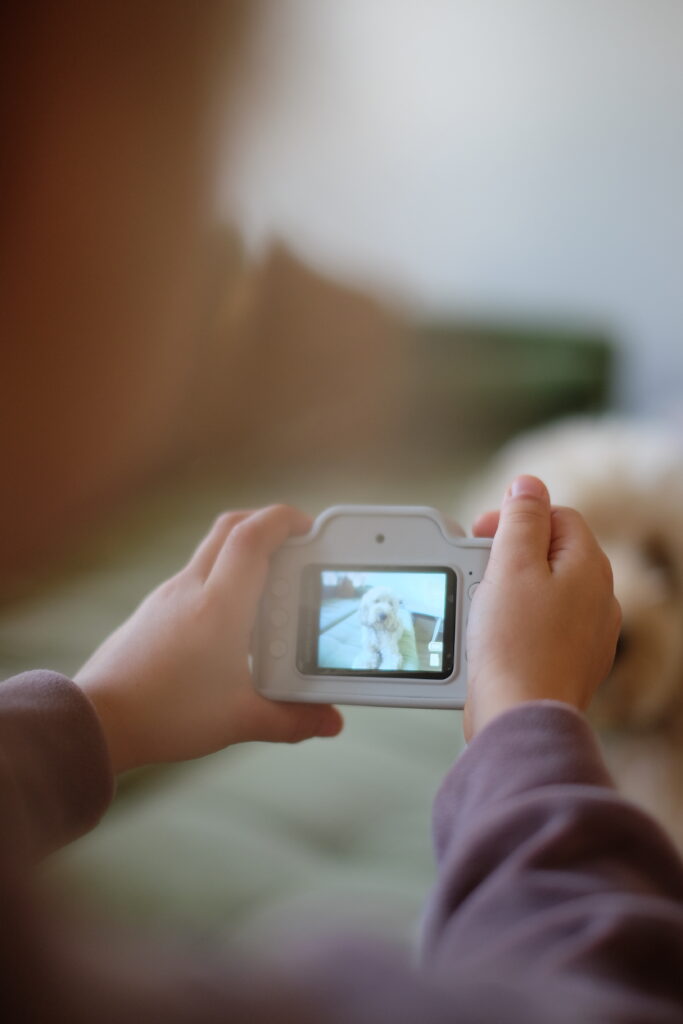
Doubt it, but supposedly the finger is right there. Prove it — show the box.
[472,509,500,538]
[207,505,312,617]
[548,506,601,571]
[189,510,254,579]
[462,701,473,744]
[249,699,345,744]
[490,475,552,573]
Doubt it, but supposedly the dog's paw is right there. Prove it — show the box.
[353,652,380,670]
[380,653,403,672]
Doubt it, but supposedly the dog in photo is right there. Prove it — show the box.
[353,587,404,672]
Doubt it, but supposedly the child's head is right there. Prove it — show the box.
[0,1,248,588]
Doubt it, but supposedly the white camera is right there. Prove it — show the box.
[254,506,491,708]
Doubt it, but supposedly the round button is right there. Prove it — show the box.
[468,582,480,599]
[271,579,290,598]
[269,608,288,628]
[269,639,287,658]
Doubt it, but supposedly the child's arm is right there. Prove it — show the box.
[0,670,114,859]
[74,504,343,774]
[420,476,683,1018]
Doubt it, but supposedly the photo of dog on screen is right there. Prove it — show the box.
[317,571,446,673]
[355,587,405,671]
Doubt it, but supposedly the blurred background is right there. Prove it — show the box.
[1,0,682,958]
[227,0,682,417]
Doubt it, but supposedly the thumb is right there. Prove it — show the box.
[248,698,345,745]
[490,475,552,572]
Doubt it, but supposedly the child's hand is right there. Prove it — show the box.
[464,475,621,741]
[75,506,344,774]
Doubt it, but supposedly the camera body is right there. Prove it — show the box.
[254,506,491,708]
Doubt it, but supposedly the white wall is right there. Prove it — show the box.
[226,0,683,412]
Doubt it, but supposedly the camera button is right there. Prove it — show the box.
[269,639,287,658]
[464,610,470,662]
[271,579,290,598]
[269,608,288,628]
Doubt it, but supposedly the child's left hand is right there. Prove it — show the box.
[75,506,344,774]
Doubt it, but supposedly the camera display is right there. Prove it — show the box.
[297,565,456,679]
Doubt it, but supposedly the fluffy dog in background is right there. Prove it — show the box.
[353,587,404,671]
[460,417,683,848]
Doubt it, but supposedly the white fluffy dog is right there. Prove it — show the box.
[460,416,683,847]
[353,587,404,671]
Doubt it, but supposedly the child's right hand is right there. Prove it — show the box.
[75,506,343,774]
[464,475,622,742]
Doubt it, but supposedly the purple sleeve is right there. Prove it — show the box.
[421,702,683,1022]
[0,670,114,858]
[2,674,683,1023]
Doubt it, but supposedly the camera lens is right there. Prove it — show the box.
[375,533,385,544]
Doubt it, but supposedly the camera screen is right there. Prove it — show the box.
[297,566,456,679]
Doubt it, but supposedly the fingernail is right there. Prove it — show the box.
[509,475,548,500]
